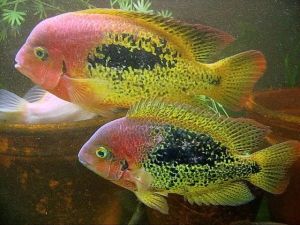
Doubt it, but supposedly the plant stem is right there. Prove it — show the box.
[14,0,21,10]
[4,0,26,6]
[128,202,145,225]
[35,0,65,13]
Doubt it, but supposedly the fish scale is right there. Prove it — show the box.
[15,9,266,115]
[78,100,300,214]
[142,125,260,191]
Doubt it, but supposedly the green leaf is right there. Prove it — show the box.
[133,0,153,13]
[2,9,26,26]
[156,10,173,18]
[33,1,47,19]
[0,28,7,41]
[110,0,119,8]
[0,0,8,7]
[117,0,133,11]
[196,95,229,117]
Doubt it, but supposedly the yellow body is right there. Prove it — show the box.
[126,100,300,214]
[64,9,266,115]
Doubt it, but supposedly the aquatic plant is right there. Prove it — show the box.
[0,0,63,41]
[197,95,229,117]
[110,0,171,17]
[284,42,300,87]
[156,9,173,18]
[0,0,173,42]
[133,0,153,14]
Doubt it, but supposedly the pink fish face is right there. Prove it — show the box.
[78,118,155,190]
[15,43,64,90]
[14,16,68,90]
[15,12,107,92]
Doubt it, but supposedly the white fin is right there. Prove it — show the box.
[185,182,254,206]
[135,191,169,214]
[0,89,27,112]
[23,86,47,103]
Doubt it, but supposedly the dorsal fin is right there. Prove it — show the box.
[127,99,270,154]
[78,9,235,62]
[23,86,47,103]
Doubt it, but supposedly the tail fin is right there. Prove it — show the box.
[0,89,27,121]
[248,141,300,194]
[210,50,266,110]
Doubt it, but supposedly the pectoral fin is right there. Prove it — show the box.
[135,191,169,214]
[185,182,254,206]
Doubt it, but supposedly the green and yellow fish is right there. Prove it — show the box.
[78,100,299,214]
[16,9,266,116]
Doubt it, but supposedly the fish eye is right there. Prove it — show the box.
[95,147,111,159]
[34,47,48,61]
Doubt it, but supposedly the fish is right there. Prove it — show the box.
[0,87,97,123]
[78,99,300,214]
[15,9,266,117]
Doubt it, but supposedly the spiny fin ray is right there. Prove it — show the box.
[127,99,270,153]
[185,182,254,206]
[78,8,235,62]
[135,191,169,214]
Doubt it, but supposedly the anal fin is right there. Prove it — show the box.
[185,182,254,206]
[134,191,169,214]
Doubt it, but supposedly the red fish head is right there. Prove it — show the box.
[15,12,108,92]
[15,18,66,90]
[78,118,153,190]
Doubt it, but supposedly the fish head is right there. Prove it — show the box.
[15,12,112,91]
[78,117,153,190]
[15,18,67,90]
[78,141,123,181]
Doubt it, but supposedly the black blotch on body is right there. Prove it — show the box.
[87,34,178,74]
[151,125,231,167]
[251,164,261,174]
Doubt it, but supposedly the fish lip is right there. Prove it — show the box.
[14,63,21,69]
[78,157,90,167]
[14,62,24,72]
[14,61,29,77]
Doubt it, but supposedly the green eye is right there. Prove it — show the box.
[95,147,110,159]
[34,47,48,61]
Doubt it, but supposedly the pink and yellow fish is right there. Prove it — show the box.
[78,100,299,214]
[15,9,266,117]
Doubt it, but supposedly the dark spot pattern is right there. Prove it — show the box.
[143,125,261,190]
[87,33,178,74]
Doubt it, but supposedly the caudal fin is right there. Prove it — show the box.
[0,89,27,122]
[210,50,266,110]
[248,141,300,194]
[0,89,27,112]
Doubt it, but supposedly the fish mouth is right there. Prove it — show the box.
[14,63,21,69]
[15,62,27,75]
[78,158,89,167]
[78,153,90,168]
[14,60,46,86]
